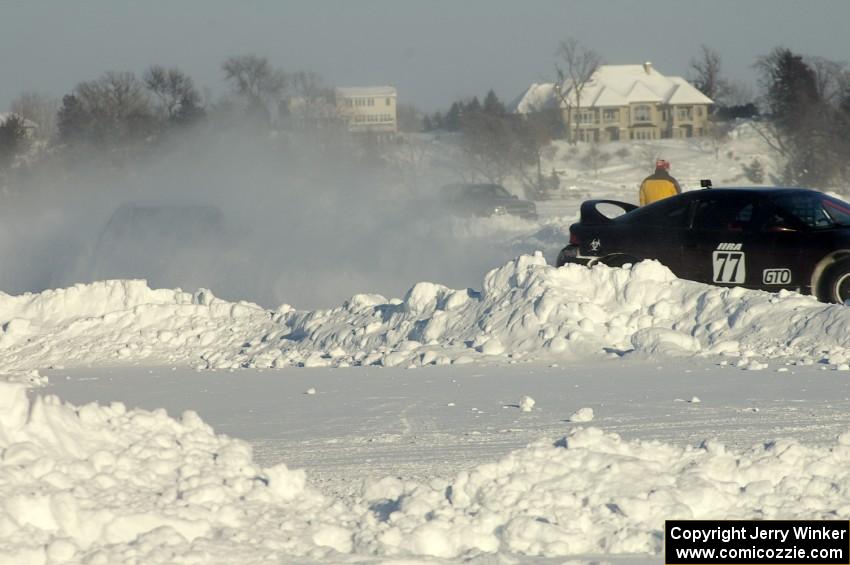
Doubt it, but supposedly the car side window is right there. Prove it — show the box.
[693,197,759,231]
[639,199,692,228]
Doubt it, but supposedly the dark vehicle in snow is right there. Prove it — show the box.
[555,187,850,303]
[440,183,538,220]
[90,204,227,286]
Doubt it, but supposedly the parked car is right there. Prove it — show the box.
[440,183,537,220]
[90,203,227,285]
[556,186,850,303]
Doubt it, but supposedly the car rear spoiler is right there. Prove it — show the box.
[579,200,638,225]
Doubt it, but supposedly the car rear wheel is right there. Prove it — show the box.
[819,258,850,303]
[556,246,580,267]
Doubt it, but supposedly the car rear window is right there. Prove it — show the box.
[771,192,850,229]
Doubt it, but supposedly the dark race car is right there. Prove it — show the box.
[440,183,538,220]
[555,186,850,303]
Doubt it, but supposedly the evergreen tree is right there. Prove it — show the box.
[431,112,443,130]
[444,102,462,131]
[483,89,506,116]
[0,114,29,169]
[760,48,819,133]
[742,158,765,184]
[756,47,843,187]
[57,94,91,144]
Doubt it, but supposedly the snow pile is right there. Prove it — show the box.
[237,254,846,369]
[6,382,850,562]
[358,427,850,558]
[0,280,272,370]
[2,254,850,370]
[0,382,357,564]
[569,407,594,422]
[518,395,535,412]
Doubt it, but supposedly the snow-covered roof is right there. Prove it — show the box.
[512,63,713,113]
[508,83,560,113]
[335,86,397,98]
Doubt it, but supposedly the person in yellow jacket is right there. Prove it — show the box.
[639,159,681,205]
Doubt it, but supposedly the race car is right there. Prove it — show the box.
[555,186,850,303]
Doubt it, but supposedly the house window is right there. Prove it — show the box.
[696,106,703,117]
[578,111,594,124]
[386,97,392,106]
[676,106,693,120]
[631,129,657,140]
[633,105,651,123]
[603,109,619,122]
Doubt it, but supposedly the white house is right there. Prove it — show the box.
[512,63,713,141]
[334,86,398,134]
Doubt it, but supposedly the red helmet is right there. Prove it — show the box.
[656,159,671,170]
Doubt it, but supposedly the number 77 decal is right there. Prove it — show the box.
[713,247,746,283]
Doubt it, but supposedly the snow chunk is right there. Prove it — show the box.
[519,395,536,412]
[569,407,594,422]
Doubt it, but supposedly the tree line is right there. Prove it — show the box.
[2,44,849,194]
[0,55,357,178]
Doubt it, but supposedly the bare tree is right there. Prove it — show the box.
[75,71,151,120]
[689,45,729,102]
[457,110,551,198]
[143,66,202,121]
[10,92,58,142]
[701,119,733,160]
[581,143,611,177]
[554,38,601,144]
[222,55,287,119]
[807,56,847,105]
[289,70,328,100]
[723,80,755,108]
[281,70,336,127]
[397,104,422,133]
[634,142,661,172]
[458,111,516,184]
[60,71,154,148]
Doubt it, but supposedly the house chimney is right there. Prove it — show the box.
[643,61,652,74]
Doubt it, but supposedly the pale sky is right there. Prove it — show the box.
[2,0,848,112]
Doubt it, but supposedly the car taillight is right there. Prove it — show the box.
[569,232,579,245]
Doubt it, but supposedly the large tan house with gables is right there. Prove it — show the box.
[512,62,713,142]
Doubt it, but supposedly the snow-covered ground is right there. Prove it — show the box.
[3,126,850,563]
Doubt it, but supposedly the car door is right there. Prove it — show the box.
[620,195,694,274]
[745,198,816,291]
[684,193,759,286]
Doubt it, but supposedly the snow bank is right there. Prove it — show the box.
[0,280,272,370]
[359,427,850,558]
[1,254,849,371]
[8,381,850,562]
[0,381,357,564]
